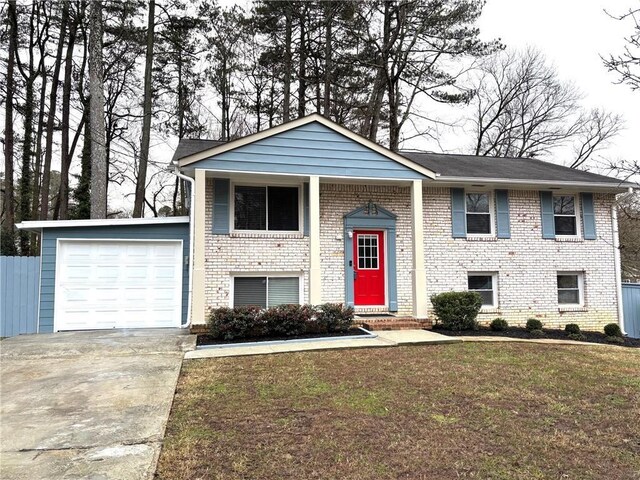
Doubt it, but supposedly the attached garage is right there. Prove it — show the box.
[17,217,190,333]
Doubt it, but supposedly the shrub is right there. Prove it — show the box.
[605,335,625,345]
[526,318,543,331]
[208,306,262,340]
[565,323,581,335]
[604,323,623,338]
[430,291,482,331]
[262,304,315,337]
[529,329,545,338]
[316,303,354,333]
[567,333,586,341]
[490,318,509,332]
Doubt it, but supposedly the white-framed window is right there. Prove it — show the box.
[232,184,301,232]
[553,195,578,236]
[231,274,302,308]
[557,272,584,306]
[465,192,493,235]
[467,272,498,307]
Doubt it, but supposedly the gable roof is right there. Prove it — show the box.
[172,139,225,163]
[173,114,437,179]
[403,151,630,187]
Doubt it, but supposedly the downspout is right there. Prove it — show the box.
[173,167,195,329]
[612,204,625,334]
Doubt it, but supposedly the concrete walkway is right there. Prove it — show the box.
[0,329,196,480]
[185,329,458,359]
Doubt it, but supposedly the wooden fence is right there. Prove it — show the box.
[1,256,40,337]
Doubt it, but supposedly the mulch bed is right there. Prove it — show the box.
[433,324,640,348]
[197,327,369,346]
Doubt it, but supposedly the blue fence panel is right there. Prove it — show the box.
[1,256,40,337]
[622,283,640,339]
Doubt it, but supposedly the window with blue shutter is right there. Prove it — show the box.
[451,188,466,238]
[581,192,597,240]
[495,190,511,239]
[212,178,230,234]
[540,191,555,239]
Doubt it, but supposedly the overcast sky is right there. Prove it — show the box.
[473,0,639,167]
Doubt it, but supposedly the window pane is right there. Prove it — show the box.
[554,216,576,236]
[478,290,494,306]
[468,275,492,290]
[235,186,266,230]
[234,277,267,308]
[268,187,299,231]
[557,275,578,289]
[558,290,580,304]
[553,195,575,215]
[267,277,299,307]
[466,193,489,213]
[467,213,491,234]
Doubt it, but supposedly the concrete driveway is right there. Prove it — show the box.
[0,329,196,480]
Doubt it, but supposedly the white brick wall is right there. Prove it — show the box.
[204,179,619,330]
[424,188,619,330]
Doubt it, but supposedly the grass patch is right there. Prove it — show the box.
[157,343,640,480]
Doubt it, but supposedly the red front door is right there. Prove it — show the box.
[353,230,385,306]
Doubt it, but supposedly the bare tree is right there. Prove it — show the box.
[471,48,622,164]
[88,0,107,218]
[2,0,18,255]
[133,0,155,218]
[602,8,640,91]
[617,193,640,281]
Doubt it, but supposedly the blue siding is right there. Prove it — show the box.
[39,223,190,333]
[0,256,39,337]
[622,283,640,339]
[186,122,427,180]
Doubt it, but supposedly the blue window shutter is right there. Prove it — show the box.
[495,190,511,239]
[451,188,466,238]
[581,192,597,240]
[303,182,310,236]
[212,178,230,234]
[540,191,555,239]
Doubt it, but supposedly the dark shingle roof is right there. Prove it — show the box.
[171,139,225,162]
[401,151,625,185]
[171,137,628,187]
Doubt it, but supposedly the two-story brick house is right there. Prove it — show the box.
[171,114,632,331]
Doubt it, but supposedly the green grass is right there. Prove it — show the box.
[157,343,640,480]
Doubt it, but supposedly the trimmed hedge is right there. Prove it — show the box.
[430,291,482,331]
[564,323,581,335]
[207,303,354,340]
[604,323,623,338]
[526,318,543,331]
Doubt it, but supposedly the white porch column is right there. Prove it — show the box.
[411,179,428,317]
[192,169,207,325]
[309,175,322,304]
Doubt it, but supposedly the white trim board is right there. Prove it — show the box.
[17,216,190,233]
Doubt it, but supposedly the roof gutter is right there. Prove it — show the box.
[172,167,195,330]
[433,176,636,191]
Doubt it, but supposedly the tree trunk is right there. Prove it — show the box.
[282,9,292,122]
[58,11,78,220]
[2,1,18,255]
[298,4,306,118]
[88,0,107,218]
[323,1,332,118]
[40,0,69,220]
[133,0,155,218]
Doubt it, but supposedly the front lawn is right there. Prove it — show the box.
[157,343,640,480]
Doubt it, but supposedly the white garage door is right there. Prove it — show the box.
[54,240,183,331]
